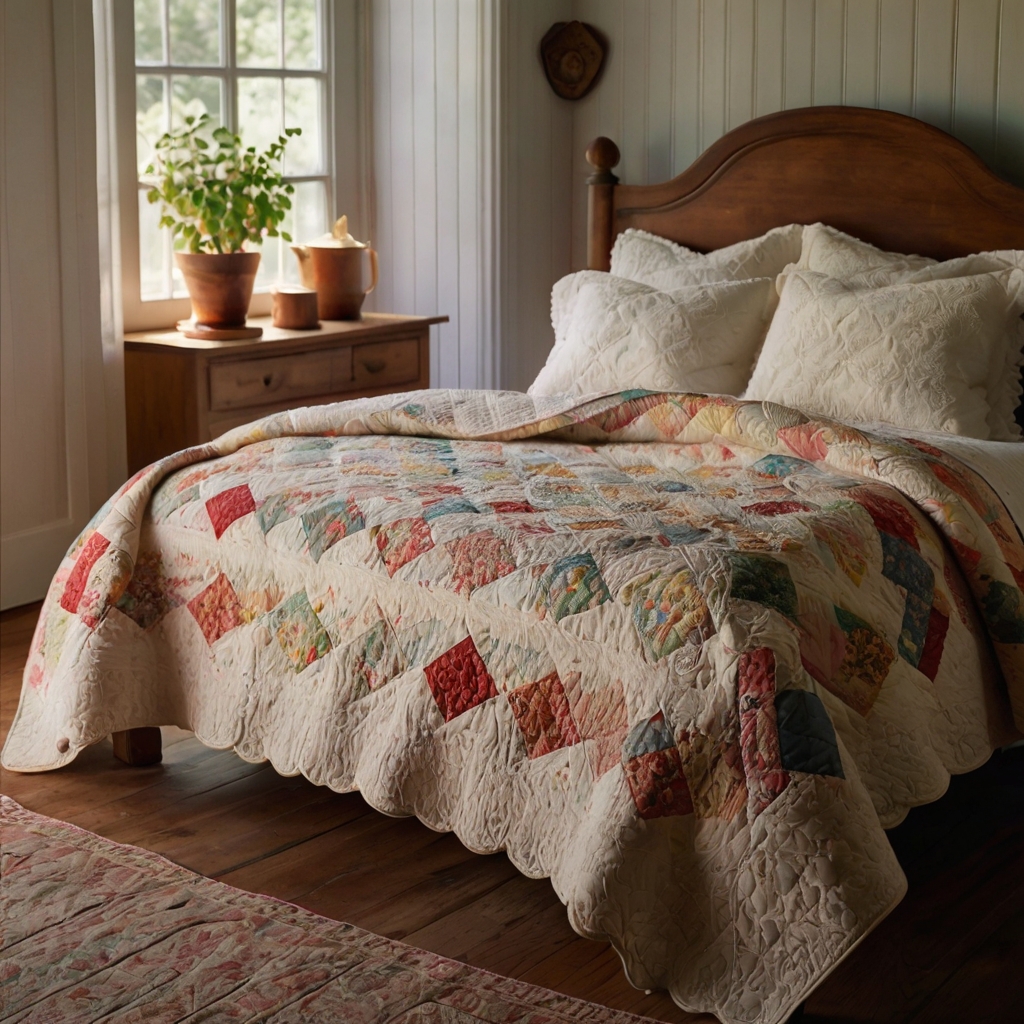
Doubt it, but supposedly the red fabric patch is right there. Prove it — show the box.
[490,500,537,515]
[742,501,813,517]
[507,673,582,758]
[60,532,111,613]
[424,635,498,722]
[206,485,256,538]
[944,561,973,625]
[738,648,790,814]
[917,606,950,682]
[852,489,920,549]
[188,573,244,645]
[929,461,989,517]
[623,747,694,819]
[949,536,982,574]
[376,517,434,576]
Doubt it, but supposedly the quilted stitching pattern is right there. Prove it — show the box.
[5,388,1023,1024]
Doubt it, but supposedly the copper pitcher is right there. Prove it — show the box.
[290,217,378,321]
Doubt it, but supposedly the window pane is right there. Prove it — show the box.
[237,0,281,68]
[254,233,283,292]
[284,0,318,69]
[290,178,328,245]
[170,75,222,132]
[254,180,326,289]
[136,75,167,174]
[135,0,165,63]
[283,78,321,175]
[168,0,221,66]
[238,76,283,156]
[139,189,171,300]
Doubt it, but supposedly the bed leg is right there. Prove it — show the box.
[111,728,163,766]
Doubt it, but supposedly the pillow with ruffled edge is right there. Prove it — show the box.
[744,267,1024,440]
[532,271,777,399]
[610,224,804,289]
[794,223,1024,440]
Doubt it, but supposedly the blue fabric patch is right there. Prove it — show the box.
[879,532,934,666]
[423,497,480,521]
[658,523,710,545]
[302,499,365,561]
[622,711,676,761]
[775,689,844,778]
[753,455,814,478]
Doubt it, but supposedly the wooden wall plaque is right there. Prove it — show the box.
[540,21,605,101]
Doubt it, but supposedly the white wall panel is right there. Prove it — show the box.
[813,0,844,106]
[914,0,957,130]
[784,0,815,108]
[754,0,785,117]
[878,0,916,114]
[843,0,880,106]
[370,0,502,389]
[1,0,124,609]
[997,0,1024,180]
[953,0,1002,170]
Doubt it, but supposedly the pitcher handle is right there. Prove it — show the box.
[366,248,379,296]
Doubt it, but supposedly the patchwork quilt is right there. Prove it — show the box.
[4,389,1023,1024]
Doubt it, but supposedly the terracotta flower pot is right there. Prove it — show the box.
[175,251,261,329]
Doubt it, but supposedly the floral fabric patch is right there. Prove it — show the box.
[537,553,611,621]
[270,590,333,671]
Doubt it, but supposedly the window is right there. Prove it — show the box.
[116,0,347,330]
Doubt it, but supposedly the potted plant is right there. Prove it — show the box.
[145,114,300,330]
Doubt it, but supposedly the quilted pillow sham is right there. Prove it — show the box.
[610,223,803,289]
[743,267,1024,439]
[531,270,776,398]
[795,223,1024,439]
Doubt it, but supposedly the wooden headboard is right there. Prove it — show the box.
[586,106,1024,270]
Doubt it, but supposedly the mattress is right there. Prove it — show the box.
[4,388,1023,1024]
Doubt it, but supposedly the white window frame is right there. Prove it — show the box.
[110,0,360,331]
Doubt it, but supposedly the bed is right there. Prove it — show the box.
[4,107,1024,1024]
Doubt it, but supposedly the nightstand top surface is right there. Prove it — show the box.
[125,312,448,353]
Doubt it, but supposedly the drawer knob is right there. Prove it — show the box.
[362,358,386,374]
[263,374,273,386]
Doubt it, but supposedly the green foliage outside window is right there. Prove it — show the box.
[145,114,301,254]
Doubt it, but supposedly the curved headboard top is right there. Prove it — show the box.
[586,106,1024,270]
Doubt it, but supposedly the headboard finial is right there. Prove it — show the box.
[586,137,620,185]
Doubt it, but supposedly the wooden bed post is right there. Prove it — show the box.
[112,728,163,766]
[586,137,620,271]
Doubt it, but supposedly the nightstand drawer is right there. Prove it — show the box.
[352,337,420,390]
[209,348,352,411]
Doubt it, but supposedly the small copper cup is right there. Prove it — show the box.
[271,286,320,330]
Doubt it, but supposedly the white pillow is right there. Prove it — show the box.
[531,271,776,399]
[743,268,1024,440]
[610,224,804,289]
[795,224,1024,439]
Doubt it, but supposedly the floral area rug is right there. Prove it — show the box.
[0,796,646,1023]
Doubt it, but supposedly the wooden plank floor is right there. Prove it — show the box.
[3,600,1022,1023]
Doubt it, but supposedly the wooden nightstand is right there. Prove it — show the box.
[124,312,447,474]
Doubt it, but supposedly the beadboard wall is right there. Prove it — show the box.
[568,0,1024,272]
[369,0,1022,392]
[369,0,502,391]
